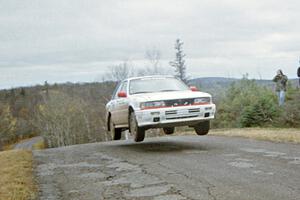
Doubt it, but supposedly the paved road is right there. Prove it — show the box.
[33,135,300,200]
[14,136,43,150]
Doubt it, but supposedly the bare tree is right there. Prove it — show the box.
[145,47,161,75]
[169,38,188,83]
[103,60,134,82]
[35,92,96,147]
[33,82,115,148]
[137,47,172,76]
[0,103,17,148]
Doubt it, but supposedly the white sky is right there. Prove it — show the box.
[1,0,300,88]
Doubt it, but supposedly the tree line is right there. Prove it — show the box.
[0,39,188,149]
[0,82,116,149]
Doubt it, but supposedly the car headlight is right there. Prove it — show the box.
[140,101,166,110]
[194,97,211,104]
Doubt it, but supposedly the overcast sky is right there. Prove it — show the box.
[1,0,300,88]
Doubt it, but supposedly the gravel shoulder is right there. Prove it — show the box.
[33,135,300,200]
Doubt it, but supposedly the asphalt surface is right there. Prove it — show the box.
[14,136,43,150]
[33,135,300,200]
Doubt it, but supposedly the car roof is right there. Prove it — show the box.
[125,75,175,81]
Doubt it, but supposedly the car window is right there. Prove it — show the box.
[129,77,189,95]
[113,81,127,99]
[120,81,128,93]
[112,82,122,99]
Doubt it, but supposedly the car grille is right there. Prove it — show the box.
[188,108,200,113]
[165,108,200,115]
[164,98,194,107]
[165,108,201,120]
[165,110,177,115]
[165,115,199,120]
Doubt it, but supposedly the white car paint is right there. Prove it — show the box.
[106,76,216,131]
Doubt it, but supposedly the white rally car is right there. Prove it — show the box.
[106,76,216,142]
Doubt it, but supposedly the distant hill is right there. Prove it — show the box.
[190,77,237,88]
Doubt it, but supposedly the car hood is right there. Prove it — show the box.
[130,90,211,102]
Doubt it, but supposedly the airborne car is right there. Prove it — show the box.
[106,76,216,142]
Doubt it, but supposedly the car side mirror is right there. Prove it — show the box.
[118,91,127,98]
[190,86,199,91]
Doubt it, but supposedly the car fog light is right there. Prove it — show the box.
[151,111,160,115]
[153,117,160,122]
[205,107,212,110]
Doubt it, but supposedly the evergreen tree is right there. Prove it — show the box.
[169,39,188,83]
[20,88,26,96]
[214,77,280,128]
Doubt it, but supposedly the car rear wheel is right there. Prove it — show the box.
[163,127,175,135]
[129,112,145,142]
[194,121,210,135]
[110,117,122,140]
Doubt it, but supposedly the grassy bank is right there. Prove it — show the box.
[210,128,300,144]
[177,128,300,144]
[0,150,37,200]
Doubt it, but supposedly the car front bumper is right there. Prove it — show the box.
[135,104,216,128]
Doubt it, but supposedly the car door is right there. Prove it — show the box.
[117,81,129,126]
[110,81,129,127]
[108,82,122,125]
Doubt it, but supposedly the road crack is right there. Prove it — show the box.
[157,162,218,200]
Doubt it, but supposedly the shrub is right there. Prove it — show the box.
[213,77,280,128]
[276,90,300,127]
[239,93,280,127]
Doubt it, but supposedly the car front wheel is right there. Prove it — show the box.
[129,112,145,142]
[110,116,122,140]
[194,121,210,135]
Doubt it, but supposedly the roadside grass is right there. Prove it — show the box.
[0,150,37,200]
[177,128,300,144]
[210,128,300,144]
[3,143,15,151]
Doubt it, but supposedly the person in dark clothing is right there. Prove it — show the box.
[273,69,288,106]
[297,66,300,86]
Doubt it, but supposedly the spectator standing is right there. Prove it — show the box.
[297,65,300,87]
[273,69,288,106]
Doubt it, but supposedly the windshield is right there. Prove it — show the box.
[129,77,189,95]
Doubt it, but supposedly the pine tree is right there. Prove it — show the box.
[169,39,188,83]
[20,88,26,96]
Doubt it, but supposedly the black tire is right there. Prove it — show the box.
[109,116,122,140]
[163,127,175,135]
[129,112,145,142]
[194,121,210,135]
